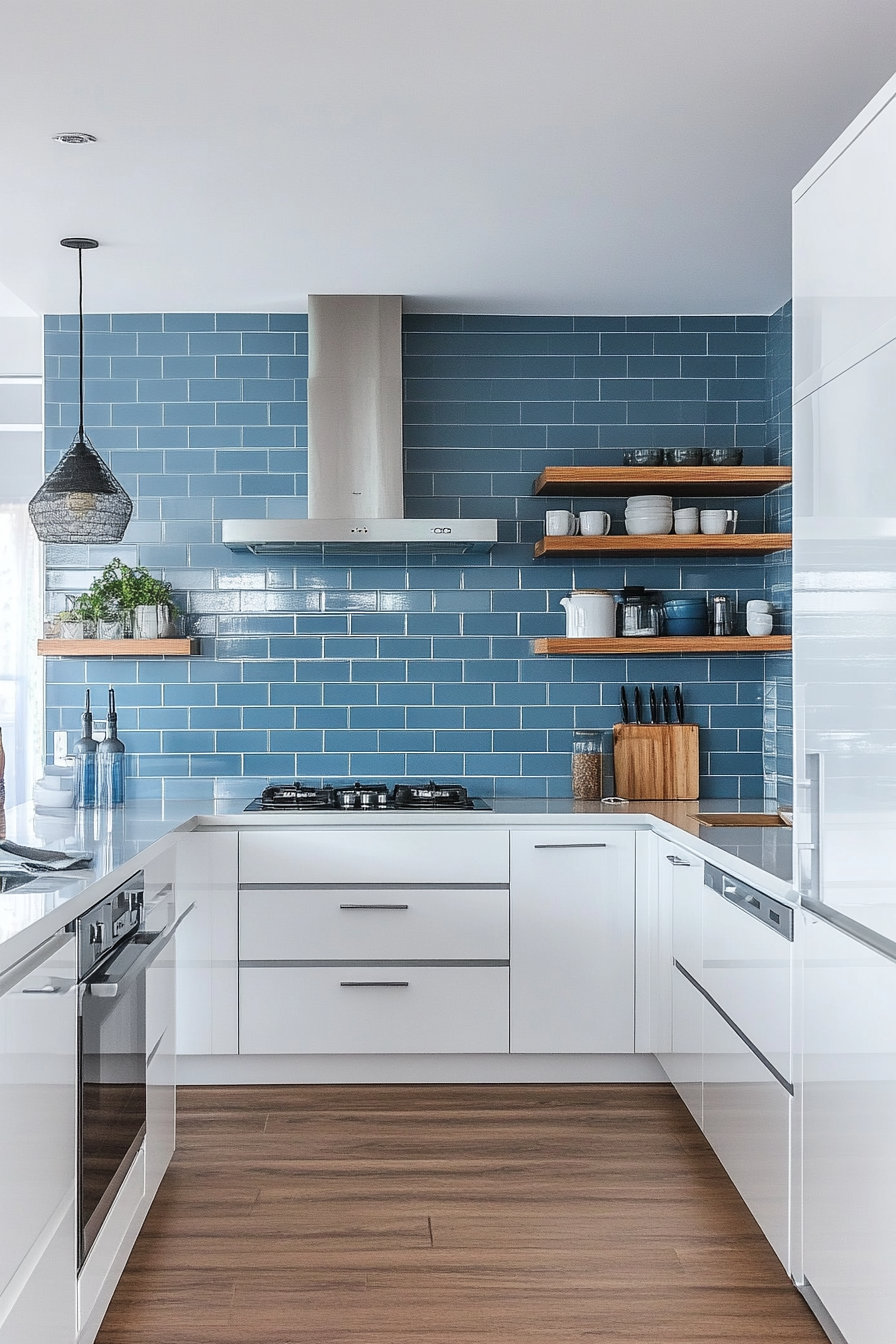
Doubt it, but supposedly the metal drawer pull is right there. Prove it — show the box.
[339,903,409,910]
[340,980,409,988]
[533,843,607,849]
[666,855,691,866]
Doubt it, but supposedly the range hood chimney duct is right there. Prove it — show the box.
[307,294,404,519]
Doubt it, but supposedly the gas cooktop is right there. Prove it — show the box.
[244,781,491,812]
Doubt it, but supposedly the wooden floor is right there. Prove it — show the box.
[97,1084,828,1343]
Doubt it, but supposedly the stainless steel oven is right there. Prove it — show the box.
[77,871,148,1265]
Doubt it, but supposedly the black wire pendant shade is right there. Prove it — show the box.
[28,238,133,543]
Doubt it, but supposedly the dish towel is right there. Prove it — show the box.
[0,839,93,874]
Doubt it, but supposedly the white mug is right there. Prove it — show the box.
[545,509,579,536]
[747,612,774,636]
[673,507,699,535]
[700,508,739,535]
[579,510,611,536]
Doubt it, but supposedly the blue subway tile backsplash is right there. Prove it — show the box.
[44,310,792,802]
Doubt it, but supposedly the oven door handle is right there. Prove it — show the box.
[86,903,195,998]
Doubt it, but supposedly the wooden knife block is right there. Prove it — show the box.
[613,724,699,800]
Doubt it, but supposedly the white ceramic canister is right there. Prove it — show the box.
[559,589,616,638]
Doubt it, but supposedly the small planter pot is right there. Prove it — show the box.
[59,620,96,639]
[97,618,129,640]
[133,604,176,639]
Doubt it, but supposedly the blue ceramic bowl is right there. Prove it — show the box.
[664,615,708,636]
[663,600,707,616]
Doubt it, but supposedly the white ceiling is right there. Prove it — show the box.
[2,0,896,316]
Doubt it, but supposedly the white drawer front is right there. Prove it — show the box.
[239,827,509,885]
[703,996,791,1270]
[240,888,509,962]
[701,888,792,1080]
[239,966,509,1054]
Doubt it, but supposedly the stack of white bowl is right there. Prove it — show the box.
[625,494,673,536]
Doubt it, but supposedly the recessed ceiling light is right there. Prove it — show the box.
[52,132,97,145]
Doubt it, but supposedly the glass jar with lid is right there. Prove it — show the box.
[572,729,612,801]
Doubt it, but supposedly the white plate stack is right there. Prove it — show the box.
[625,494,673,536]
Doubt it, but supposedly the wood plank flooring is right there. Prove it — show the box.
[96,1084,828,1343]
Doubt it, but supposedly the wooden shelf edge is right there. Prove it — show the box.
[38,638,200,656]
[531,636,792,655]
[533,533,792,557]
[533,466,792,497]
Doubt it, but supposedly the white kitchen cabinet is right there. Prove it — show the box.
[143,843,178,1201]
[240,887,509,963]
[701,870,793,1084]
[509,829,635,1053]
[0,1208,76,1344]
[792,72,896,388]
[662,965,704,1128]
[239,965,509,1054]
[801,912,896,1344]
[239,826,509,886]
[0,932,77,1344]
[702,994,791,1268]
[176,830,238,1055]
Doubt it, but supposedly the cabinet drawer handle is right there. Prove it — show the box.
[339,904,409,910]
[666,855,691,866]
[533,843,607,849]
[340,980,409,988]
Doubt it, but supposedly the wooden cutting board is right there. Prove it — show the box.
[613,723,699,800]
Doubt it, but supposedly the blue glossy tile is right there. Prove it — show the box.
[377,683,432,706]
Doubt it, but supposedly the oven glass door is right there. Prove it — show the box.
[79,933,148,1264]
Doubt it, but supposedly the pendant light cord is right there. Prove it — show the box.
[78,245,85,441]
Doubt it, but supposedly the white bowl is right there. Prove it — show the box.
[627,495,673,506]
[626,507,672,517]
[625,517,673,536]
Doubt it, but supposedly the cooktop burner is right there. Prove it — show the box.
[245,781,491,812]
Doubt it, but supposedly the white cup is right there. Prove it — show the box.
[747,612,774,636]
[545,510,579,536]
[579,510,611,536]
[673,507,699,535]
[700,508,739,535]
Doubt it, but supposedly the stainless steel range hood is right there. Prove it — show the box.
[222,295,497,556]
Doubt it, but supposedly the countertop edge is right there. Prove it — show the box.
[1,800,797,976]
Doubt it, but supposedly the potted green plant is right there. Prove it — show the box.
[61,559,180,641]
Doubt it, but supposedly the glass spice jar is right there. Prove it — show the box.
[572,729,610,801]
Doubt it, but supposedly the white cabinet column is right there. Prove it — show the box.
[509,829,636,1053]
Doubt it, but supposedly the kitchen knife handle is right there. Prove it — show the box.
[633,686,643,724]
[675,685,685,724]
[662,686,671,724]
[649,685,657,724]
[620,685,629,724]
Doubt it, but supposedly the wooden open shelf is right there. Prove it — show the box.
[532,636,792,655]
[534,533,791,558]
[38,638,199,657]
[533,466,792,497]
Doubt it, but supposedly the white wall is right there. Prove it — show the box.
[0,315,44,807]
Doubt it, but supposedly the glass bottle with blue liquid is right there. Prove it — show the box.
[97,687,125,807]
[73,689,97,808]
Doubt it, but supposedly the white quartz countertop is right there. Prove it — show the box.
[0,795,796,975]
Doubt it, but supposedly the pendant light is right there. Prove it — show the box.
[28,238,133,543]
